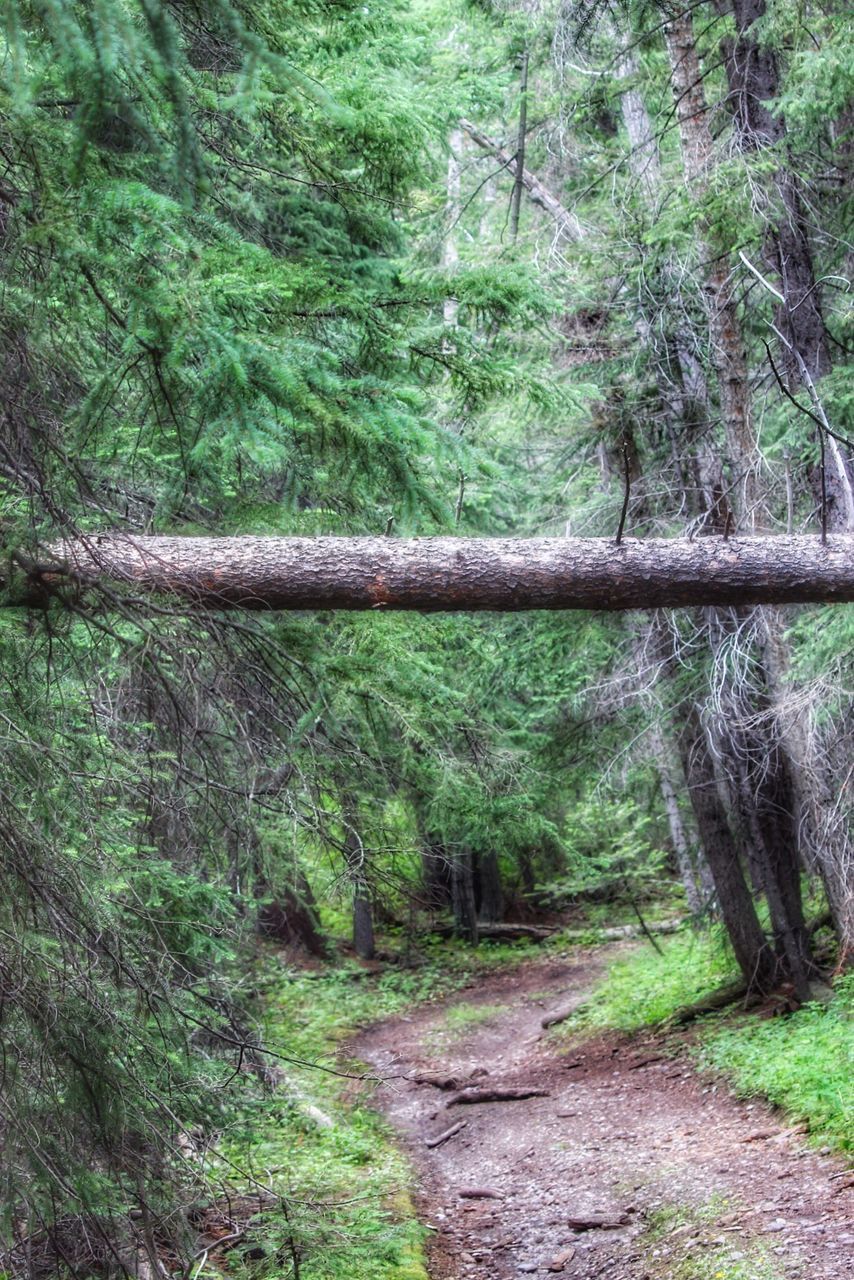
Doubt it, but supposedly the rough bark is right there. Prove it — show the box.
[718,0,831,382]
[14,534,854,612]
[676,703,777,992]
[715,0,854,529]
[704,607,818,999]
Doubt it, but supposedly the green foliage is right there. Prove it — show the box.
[549,792,668,902]
[555,930,740,1035]
[697,977,854,1155]
[1,0,852,1268]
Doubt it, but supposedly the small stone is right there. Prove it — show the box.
[766,1219,787,1232]
[518,1265,538,1274]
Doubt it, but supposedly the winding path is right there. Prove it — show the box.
[354,952,852,1279]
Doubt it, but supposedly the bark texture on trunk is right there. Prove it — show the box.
[677,704,777,992]
[18,534,854,611]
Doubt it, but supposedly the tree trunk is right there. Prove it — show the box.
[452,848,479,945]
[18,534,854,612]
[718,0,831,384]
[443,129,463,332]
[676,703,777,992]
[617,48,661,203]
[257,872,327,957]
[342,813,374,960]
[477,850,505,924]
[650,723,705,913]
[663,8,761,525]
[715,0,853,528]
[352,892,375,961]
[509,49,529,241]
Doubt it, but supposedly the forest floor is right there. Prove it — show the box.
[351,950,853,1280]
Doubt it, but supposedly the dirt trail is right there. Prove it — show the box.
[352,952,853,1279]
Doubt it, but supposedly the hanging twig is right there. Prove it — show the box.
[783,451,793,535]
[455,470,467,525]
[509,48,529,242]
[615,440,631,545]
[763,342,827,543]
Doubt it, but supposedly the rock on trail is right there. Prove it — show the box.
[351,953,853,1279]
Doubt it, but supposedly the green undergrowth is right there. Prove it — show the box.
[697,974,854,1155]
[553,926,739,1035]
[557,929,854,1157]
[212,937,551,1280]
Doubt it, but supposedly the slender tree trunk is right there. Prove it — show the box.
[509,49,529,241]
[342,808,374,960]
[650,723,705,913]
[443,129,462,333]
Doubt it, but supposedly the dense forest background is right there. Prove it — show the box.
[0,1,851,1278]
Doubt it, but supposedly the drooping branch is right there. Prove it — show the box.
[459,119,583,240]
[7,534,854,612]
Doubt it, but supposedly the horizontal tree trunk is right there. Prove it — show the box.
[9,535,854,613]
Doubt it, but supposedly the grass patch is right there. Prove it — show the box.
[440,1000,507,1037]
[642,1200,785,1280]
[697,973,854,1155]
[425,999,508,1050]
[553,926,738,1036]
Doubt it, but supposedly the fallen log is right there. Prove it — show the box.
[425,1120,467,1149]
[446,1086,550,1107]
[664,980,750,1025]
[411,1072,466,1091]
[567,1212,630,1232]
[425,922,558,941]
[541,1000,589,1029]
[458,1187,505,1200]
[9,534,854,612]
[561,918,686,943]
[460,119,583,240]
